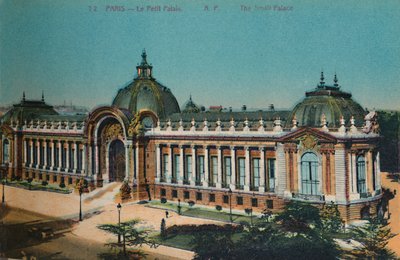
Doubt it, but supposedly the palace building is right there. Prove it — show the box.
[0,51,382,221]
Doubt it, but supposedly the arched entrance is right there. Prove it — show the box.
[109,139,125,182]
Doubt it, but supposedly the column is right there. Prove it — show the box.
[58,140,62,171]
[179,145,184,185]
[29,139,33,167]
[50,140,55,169]
[167,145,173,183]
[43,140,47,169]
[216,146,222,188]
[73,141,78,173]
[352,152,357,194]
[66,141,70,172]
[190,145,196,186]
[36,139,40,169]
[135,144,139,182]
[230,146,236,190]
[87,144,92,176]
[204,145,209,187]
[244,146,250,191]
[155,144,161,183]
[367,150,374,193]
[95,143,99,176]
[125,142,130,181]
[259,147,266,192]
[82,143,86,174]
[23,139,27,165]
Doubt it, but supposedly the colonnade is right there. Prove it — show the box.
[24,138,86,174]
[155,144,276,193]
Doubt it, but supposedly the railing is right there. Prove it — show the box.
[171,178,177,184]
[236,184,244,190]
[250,185,259,191]
[292,193,325,201]
[183,180,190,185]
[195,180,202,186]
[360,192,371,198]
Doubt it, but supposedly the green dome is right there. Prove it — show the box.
[112,50,180,119]
[288,73,366,128]
[181,95,201,113]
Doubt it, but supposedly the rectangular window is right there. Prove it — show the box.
[223,195,229,204]
[39,173,42,180]
[196,192,202,201]
[53,175,57,182]
[210,156,218,186]
[33,143,37,165]
[197,155,205,184]
[47,144,51,168]
[224,157,231,187]
[267,159,276,192]
[266,199,274,209]
[184,191,190,199]
[40,144,44,166]
[172,189,178,198]
[160,188,166,196]
[55,147,59,168]
[238,158,245,189]
[46,174,50,181]
[252,158,260,189]
[162,154,168,181]
[209,193,215,202]
[236,196,243,205]
[251,198,258,207]
[185,155,192,184]
[173,155,179,183]
[68,177,73,185]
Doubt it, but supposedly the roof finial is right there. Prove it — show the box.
[141,48,147,63]
[333,73,339,87]
[189,94,192,101]
[22,91,26,101]
[41,90,44,102]
[319,70,325,86]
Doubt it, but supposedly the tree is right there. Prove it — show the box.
[191,229,236,260]
[160,218,166,239]
[320,201,344,234]
[349,217,396,259]
[274,201,322,232]
[98,219,158,259]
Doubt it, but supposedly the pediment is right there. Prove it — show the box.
[279,127,337,146]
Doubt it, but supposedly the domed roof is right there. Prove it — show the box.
[181,95,201,113]
[1,92,58,124]
[288,73,366,128]
[112,50,180,119]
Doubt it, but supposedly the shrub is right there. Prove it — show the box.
[160,197,167,204]
[188,200,195,207]
[215,205,222,211]
[41,181,48,186]
[165,224,243,236]
[59,182,66,188]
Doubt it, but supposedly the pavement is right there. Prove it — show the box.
[1,183,219,259]
[2,174,399,259]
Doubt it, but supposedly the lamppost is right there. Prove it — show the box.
[117,203,122,243]
[79,186,83,221]
[228,188,233,223]
[177,199,181,215]
[2,174,5,206]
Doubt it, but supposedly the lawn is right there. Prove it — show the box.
[6,180,72,194]
[146,201,259,224]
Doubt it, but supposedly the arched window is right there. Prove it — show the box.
[301,152,319,195]
[3,139,9,163]
[356,155,366,194]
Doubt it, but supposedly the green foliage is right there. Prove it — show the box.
[274,201,322,232]
[41,180,48,186]
[59,182,66,188]
[160,197,167,203]
[349,217,396,259]
[188,200,195,207]
[320,201,344,234]
[191,228,236,260]
[160,218,166,239]
[119,181,132,200]
[215,205,222,211]
[191,201,343,260]
[98,219,158,257]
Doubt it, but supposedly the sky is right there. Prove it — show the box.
[0,0,399,111]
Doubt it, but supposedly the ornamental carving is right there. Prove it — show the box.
[299,134,318,150]
[105,124,123,142]
[127,113,144,137]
